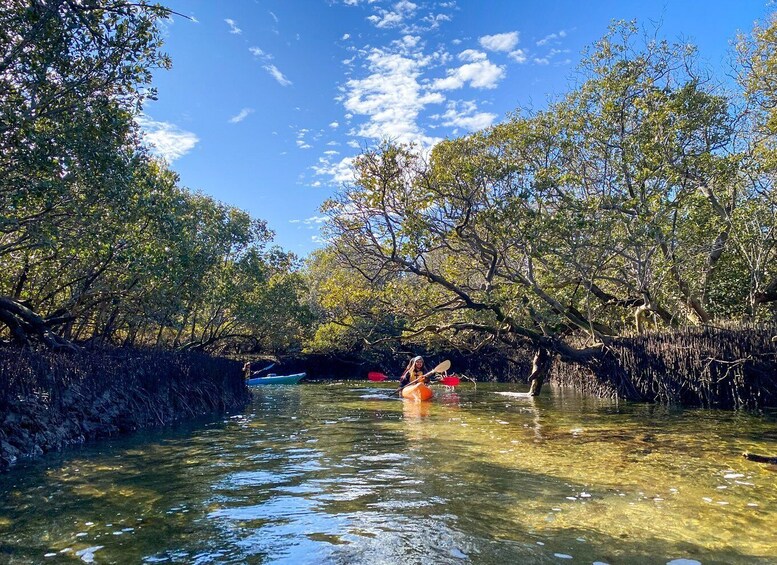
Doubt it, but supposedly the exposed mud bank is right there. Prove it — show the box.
[0,347,250,471]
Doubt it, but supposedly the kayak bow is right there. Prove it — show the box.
[400,381,433,401]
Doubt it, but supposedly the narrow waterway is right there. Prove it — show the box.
[1,383,776,564]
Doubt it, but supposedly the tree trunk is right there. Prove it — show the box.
[0,296,79,350]
[155,323,165,348]
[101,301,121,343]
[12,259,30,300]
[528,348,552,396]
[659,241,711,324]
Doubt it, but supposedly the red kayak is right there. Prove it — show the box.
[400,381,433,401]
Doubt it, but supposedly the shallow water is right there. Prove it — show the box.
[1,383,776,564]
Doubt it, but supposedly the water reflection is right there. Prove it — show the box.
[0,383,775,564]
[402,399,431,419]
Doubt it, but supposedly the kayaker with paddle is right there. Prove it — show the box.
[399,356,435,388]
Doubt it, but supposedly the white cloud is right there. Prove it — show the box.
[342,33,351,40]
[323,2,522,188]
[547,48,570,58]
[368,12,402,28]
[250,48,290,85]
[421,12,451,30]
[458,49,487,63]
[296,128,313,149]
[431,59,504,90]
[136,115,198,162]
[392,34,421,53]
[509,49,527,64]
[329,121,340,128]
[269,11,278,23]
[437,100,496,131]
[297,215,328,224]
[366,0,418,29]
[342,48,444,146]
[314,155,357,184]
[536,30,567,46]
[225,18,241,34]
[229,108,254,123]
[532,48,569,66]
[250,47,271,59]
[479,31,519,52]
[264,64,292,86]
[344,0,452,33]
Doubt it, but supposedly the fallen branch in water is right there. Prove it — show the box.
[743,452,777,464]
[455,373,477,389]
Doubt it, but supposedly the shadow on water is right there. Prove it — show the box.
[0,383,776,563]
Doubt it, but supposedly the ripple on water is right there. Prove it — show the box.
[214,470,302,490]
[208,495,317,522]
[74,545,104,563]
[3,383,777,564]
[358,453,410,463]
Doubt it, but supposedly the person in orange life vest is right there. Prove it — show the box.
[399,356,435,388]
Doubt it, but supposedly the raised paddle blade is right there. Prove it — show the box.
[438,376,460,386]
[368,372,388,382]
[432,359,451,374]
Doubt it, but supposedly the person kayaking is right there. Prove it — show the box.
[243,360,276,380]
[399,356,436,388]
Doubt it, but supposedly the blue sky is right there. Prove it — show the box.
[140,0,771,257]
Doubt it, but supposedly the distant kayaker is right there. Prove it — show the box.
[243,360,276,380]
[399,356,435,388]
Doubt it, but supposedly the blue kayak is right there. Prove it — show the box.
[247,372,306,386]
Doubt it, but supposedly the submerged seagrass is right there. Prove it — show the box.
[0,384,775,563]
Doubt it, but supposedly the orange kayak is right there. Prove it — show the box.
[401,382,433,401]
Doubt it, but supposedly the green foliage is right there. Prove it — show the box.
[0,1,312,355]
[314,17,777,360]
[739,13,777,148]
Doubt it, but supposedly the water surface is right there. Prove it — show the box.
[1,383,776,564]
